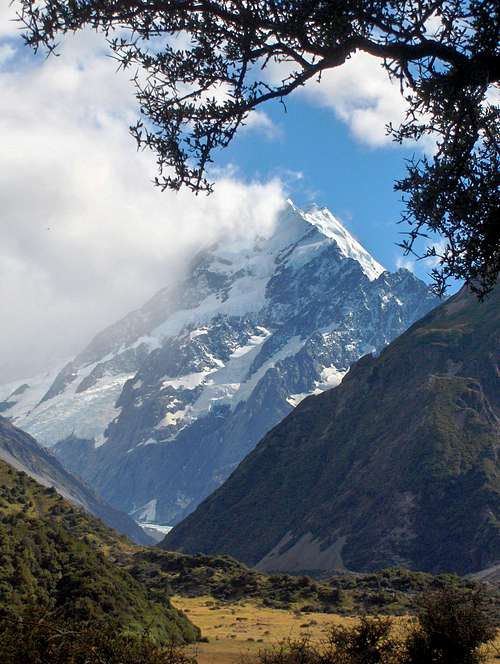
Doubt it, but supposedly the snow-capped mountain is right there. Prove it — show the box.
[0,200,438,526]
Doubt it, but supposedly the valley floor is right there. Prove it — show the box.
[172,596,500,664]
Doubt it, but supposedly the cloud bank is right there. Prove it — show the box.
[0,5,426,382]
[0,20,285,381]
[301,52,408,147]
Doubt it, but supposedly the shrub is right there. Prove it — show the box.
[326,615,401,663]
[253,617,400,664]
[252,586,498,664]
[403,585,497,664]
[0,608,196,664]
[255,636,322,664]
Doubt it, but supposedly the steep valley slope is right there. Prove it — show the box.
[164,285,500,575]
[0,455,198,641]
[0,416,151,544]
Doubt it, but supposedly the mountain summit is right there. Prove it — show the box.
[1,201,437,527]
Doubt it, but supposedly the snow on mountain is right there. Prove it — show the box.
[0,200,438,527]
[287,202,384,281]
[0,366,65,423]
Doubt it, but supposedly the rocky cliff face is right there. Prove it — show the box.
[164,286,500,575]
[1,201,437,526]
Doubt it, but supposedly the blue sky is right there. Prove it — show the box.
[0,5,449,379]
[218,97,418,275]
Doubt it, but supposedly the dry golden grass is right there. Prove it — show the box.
[173,595,352,663]
[172,595,500,664]
[488,634,500,664]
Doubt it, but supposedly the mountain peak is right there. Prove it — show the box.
[208,199,385,286]
[286,200,385,281]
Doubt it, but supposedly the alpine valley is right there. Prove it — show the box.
[0,201,437,530]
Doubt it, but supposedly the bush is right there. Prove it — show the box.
[403,585,497,664]
[326,615,401,663]
[255,637,322,664]
[0,608,196,664]
[253,585,497,664]
[253,617,400,664]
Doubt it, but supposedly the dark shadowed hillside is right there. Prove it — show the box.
[164,286,500,575]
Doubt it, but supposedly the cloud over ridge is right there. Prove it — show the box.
[0,21,285,380]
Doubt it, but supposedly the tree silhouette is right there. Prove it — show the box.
[17,0,499,296]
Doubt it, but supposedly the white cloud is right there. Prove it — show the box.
[0,29,286,381]
[263,50,435,151]
[485,84,500,107]
[0,43,15,64]
[395,236,452,276]
[395,256,416,273]
[301,52,408,147]
[172,77,279,139]
[424,238,449,268]
[0,3,19,39]
[241,109,280,139]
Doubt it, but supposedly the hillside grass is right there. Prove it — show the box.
[128,548,500,618]
[174,596,357,664]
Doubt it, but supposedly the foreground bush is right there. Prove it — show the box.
[403,585,497,664]
[0,609,196,664]
[255,617,401,664]
[255,586,497,664]
[325,615,401,663]
[256,637,323,664]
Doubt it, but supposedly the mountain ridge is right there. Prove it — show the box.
[0,416,152,545]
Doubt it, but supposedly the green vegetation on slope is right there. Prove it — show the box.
[0,609,195,664]
[0,415,152,545]
[0,459,199,642]
[125,549,500,619]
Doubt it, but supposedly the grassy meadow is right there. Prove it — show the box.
[173,595,500,664]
